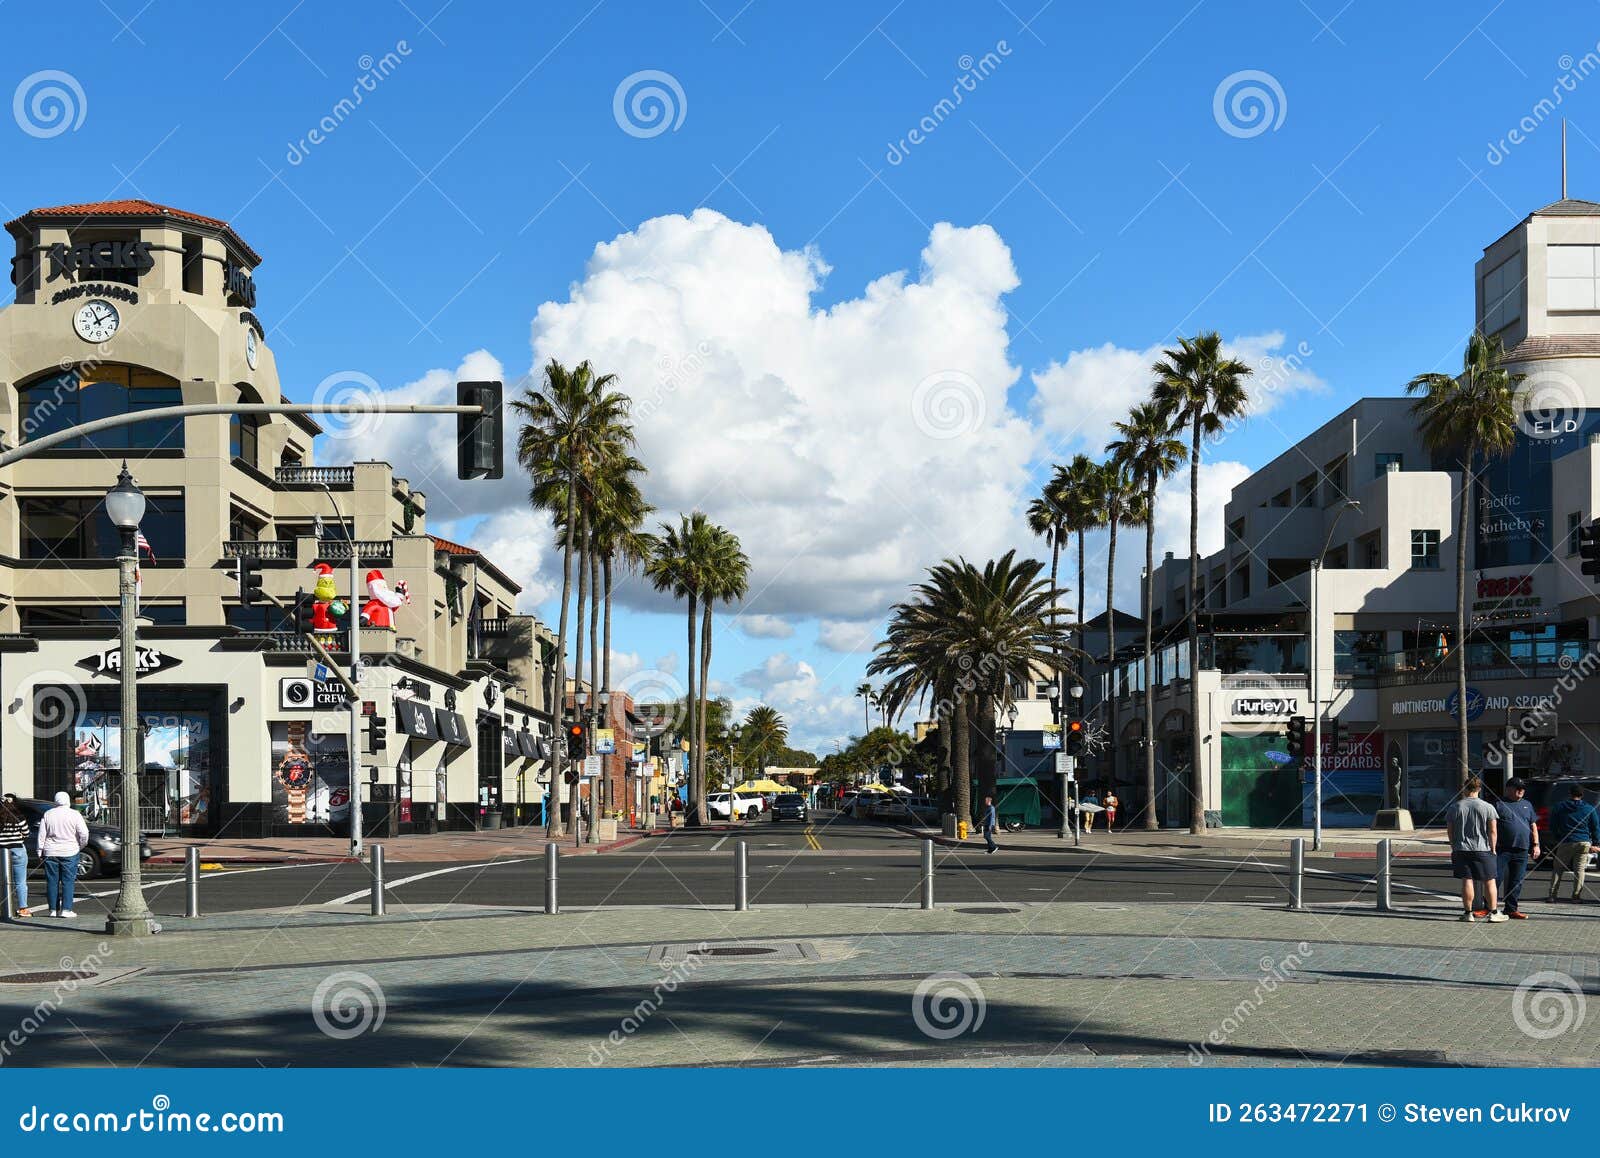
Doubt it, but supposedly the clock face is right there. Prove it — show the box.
[245,328,259,370]
[73,299,120,343]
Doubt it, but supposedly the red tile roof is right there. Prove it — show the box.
[431,535,477,556]
[5,199,261,265]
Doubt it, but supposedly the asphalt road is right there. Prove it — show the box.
[42,813,1472,919]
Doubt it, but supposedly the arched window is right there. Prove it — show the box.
[229,384,265,468]
[18,364,182,450]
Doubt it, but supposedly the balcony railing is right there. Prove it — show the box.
[1377,641,1597,687]
[276,465,354,487]
[317,539,394,562]
[223,539,296,561]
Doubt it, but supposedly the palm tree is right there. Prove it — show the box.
[1107,400,1187,828]
[1152,332,1252,833]
[741,705,788,780]
[854,681,874,734]
[870,552,1075,826]
[1055,454,1104,659]
[1097,458,1140,795]
[696,525,750,813]
[645,512,716,823]
[1407,332,1522,785]
[513,359,633,839]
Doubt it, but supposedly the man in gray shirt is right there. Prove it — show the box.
[1447,777,1506,923]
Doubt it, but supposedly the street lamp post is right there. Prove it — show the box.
[318,483,363,860]
[105,464,156,937]
[574,689,588,846]
[589,690,609,845]
[1310,499,1361,852]
[727,723,743,820]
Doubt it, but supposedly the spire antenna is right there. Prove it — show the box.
[1562,118,1568,200]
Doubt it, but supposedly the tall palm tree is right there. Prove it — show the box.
[696,525,750,812]
[1056,454,1104,659]
[1407,332,1522,785]
[1152,332,1252,833]
[1097,458,1140,795]
[741,705,788,779]
[854,681,874,734]
[645,512,716,823]
[1107,400,1187,829]
[513,359,633,839]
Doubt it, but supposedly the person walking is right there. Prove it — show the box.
[1103,789,1119,832]
[1493,778,1538,919]
[1081,790,1100,834]
[981,795,998,854]
[1447,778,1505,923]
[37,792,88,919]
[1546,783,1600,903]
[0,795,32,918]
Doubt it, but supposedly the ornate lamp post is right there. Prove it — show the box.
[589,689,610,845]
[105,464,156,937]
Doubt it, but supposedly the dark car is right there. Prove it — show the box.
[17,798,153,878]
[771,794,808,823]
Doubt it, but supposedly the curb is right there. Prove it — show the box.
[887,824,1452,859]
[147,855,359,866]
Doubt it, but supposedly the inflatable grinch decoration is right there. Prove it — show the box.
[308,562,348,633]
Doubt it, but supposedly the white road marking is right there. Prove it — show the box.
[708,836,729,852]
[80,861,332,898]
[326,858,530,906]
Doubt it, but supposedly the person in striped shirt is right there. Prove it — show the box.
[0,794,32,918]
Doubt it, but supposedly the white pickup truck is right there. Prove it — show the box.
[707,792,763,819]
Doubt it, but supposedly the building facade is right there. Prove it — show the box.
[1102,195,1600,828]
[0,199,557,836]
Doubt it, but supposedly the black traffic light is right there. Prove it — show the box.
[457,380,503,480]
[1064,718,1086,756]
[1581,519,1600,580]
[365,712,388,755]
[292,587,313,635]
[1286,715,1308,759]
[235,557,264,607]
[566,722,587,760]
[1326,717,1344,749]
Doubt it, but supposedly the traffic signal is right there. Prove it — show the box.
[1326,717,1344,749]
[365,712,387,755]
[1064,718,1086,756]
[566,722,587,760]
[1286,715,1308,759]
[235,557,264,607]
[1581,519,1600,580]
[456,380,503,480]
[292,588,313,635]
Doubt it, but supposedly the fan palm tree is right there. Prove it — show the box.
[513,359,633,839]
[696,524,750,812]
[1152,332,1252,833]
[645,512,716,823]
[741,705,788,779]
[1406,332,1522,784]
[854,681,874,734]
[1107,400,1187,828]
[870,552,1075,825]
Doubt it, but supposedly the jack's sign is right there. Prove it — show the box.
[76,646,180,678]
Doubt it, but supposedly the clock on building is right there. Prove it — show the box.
[245,327,259,370]
[73,299,120,343]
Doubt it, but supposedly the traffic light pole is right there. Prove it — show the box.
[1310,559,1323,853]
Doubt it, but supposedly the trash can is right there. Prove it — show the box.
[481,809,503,831]
[941,813,958,838]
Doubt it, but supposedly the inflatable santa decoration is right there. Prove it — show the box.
[360,569,410,628]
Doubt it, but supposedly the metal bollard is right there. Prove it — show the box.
[1376,838,1393,912]
[185,847,200,918]
[544,842,559,915]
[920,839,934,910]
[1,849,14,921]
[734,840,749,912]
[370,844,386,916]
[1287,837,1306,911]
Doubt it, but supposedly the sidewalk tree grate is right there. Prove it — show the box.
[649,940,821,965]
[0,970,97,984]
[955,906,1021,915]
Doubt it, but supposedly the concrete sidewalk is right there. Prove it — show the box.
[892,822,1450,859]
[145,821,742,865]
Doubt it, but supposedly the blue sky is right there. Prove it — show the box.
[5,0,1593,750]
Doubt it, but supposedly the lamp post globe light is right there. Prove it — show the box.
[589,690,610,845]
[105,464,157,937]
[573,689,589,846]
[1309,499,1360,852]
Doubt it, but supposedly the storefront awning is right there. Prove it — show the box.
[436,709,470,748]
[518,731,540,759]
[503,729,521,758]
[395,698,438,742]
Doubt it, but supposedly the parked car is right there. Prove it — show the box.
[771,794,808,823]
[17,797,153,879]
[836,790,858,814]
[873,795,914,821]
[707,792,763,820]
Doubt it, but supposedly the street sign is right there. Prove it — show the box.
[1055,753,1076,779]
[583,755,602,779]
[313,662,331,683]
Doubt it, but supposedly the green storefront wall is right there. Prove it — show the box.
[1220,730,1301,828]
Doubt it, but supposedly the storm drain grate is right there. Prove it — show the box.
[954,906,1021,915]
[649,940,820,965]
[0,970,97,984]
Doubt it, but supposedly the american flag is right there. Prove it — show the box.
[135,530,153,560]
